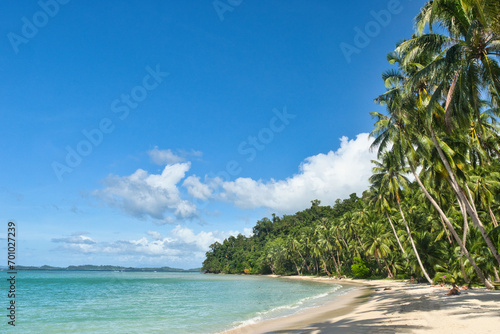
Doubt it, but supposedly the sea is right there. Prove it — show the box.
[2,271,353,333]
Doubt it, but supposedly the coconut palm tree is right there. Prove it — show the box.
[367,186,406,255]
[363,221,394,278]
[370,152,434,283]
[393,0,500,266]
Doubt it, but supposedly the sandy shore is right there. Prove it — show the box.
[222,276,500,334]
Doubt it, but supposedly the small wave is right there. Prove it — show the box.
[256,303,300,316]
[229,284,345,331]
[230,315,263,330]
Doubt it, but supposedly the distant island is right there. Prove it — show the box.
[1,265,202,272]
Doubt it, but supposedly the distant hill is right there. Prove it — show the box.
[3,265,202,272]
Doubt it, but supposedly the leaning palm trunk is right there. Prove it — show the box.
[291,257,301,275]
[396,200,433,284]
[457,190,470,283]
[381,256,394,279]
[386,212,406,255]
[330,250,340,274]
[430,128,500,266]
[439,216,453,244]
[444,70,460,132]
[320,255,331,277]
[336,249,342,271]
[409,163,494,289]
[459,203,471,284]
[493,267,500,282]
[494,267,500,282]
[295,246,310,272]
[488,206,498,227]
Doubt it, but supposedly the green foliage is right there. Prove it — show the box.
[351,257,371,278]
[203,2,500,287]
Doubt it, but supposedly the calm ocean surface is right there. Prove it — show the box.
[2,271,351,333]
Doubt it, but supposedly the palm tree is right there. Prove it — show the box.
[401,0,500,132]
[468,167,500,227]
[363,222,394,278]
[367,186,406,255]
[370,152,434,283]
[394,0,500,266]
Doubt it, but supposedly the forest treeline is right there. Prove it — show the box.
[202,0,500,288]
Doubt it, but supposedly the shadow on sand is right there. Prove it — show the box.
[266,283,500,334]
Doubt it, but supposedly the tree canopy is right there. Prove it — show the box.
[203,1,500,288]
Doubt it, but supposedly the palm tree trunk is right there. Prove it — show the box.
[320,255,331,277]
[396,200,433,284]
[341,236,349,251]
[391,262,397,277]
[461,206,470,284]
[336,249,341,271]
[386,212,406,254]
[355,235,365,257]
[494,267,500,282]
[330,250,340,274]
[456,193,469,245]
[439,216,453,244]
[296,246,310,272]
[381,256,394,279]
[291,257,301,275]
[489,206,498,227]
[456,192,470,283]
[409,162,494,289]
[460,257,470,284]
[355,235,363,249]
[430,128,500,266]
[444,70,460,132]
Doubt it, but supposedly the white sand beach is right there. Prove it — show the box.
[223,276,500,334]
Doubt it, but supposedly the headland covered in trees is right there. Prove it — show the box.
[203,0,500,291]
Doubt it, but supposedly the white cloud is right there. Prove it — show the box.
[243,227,254,237]
[52,234,96,245]
[182,175,218,200]
[93,163,197,223]
[217,133,376,213]
[94,134,375,222]
[52,227,249,267]
[52,234,98,253]
[147,230,163,240]
[148,147,185,165]
[148,147,203,165]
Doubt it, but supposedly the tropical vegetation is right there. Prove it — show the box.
[203,0,500,288]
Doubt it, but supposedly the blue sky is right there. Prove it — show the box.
[1,0,424,269]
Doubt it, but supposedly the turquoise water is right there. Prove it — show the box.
[2,271,350,333]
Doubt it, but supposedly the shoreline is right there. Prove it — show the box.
[221,276,500,333]
[221,276,372,334]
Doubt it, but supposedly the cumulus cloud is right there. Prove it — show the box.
[94,134,375,222]
[93,163,197,223]
[147,230,164,240]
[217,133,376,213]
[52,234,96,245]
[52,227,248,266]
[182,175,219,200]
[148,147,185,165]
[52,233,98,253]
[148,147,203,165]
